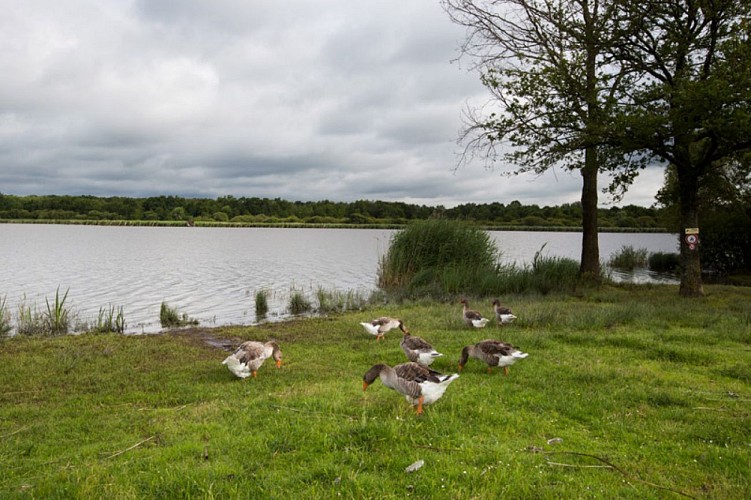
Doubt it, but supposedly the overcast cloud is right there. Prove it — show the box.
[0,0,664,208]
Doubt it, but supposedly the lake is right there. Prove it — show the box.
[0,224,679,334]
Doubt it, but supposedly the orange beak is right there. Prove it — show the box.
[458,364,464,372]
[276,359,282,368]
[362,381,369,391]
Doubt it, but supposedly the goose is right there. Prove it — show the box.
[458,339,528,375]
[362,362,459,415]
[460,298,489,328]
[400,331,443,366]
[492,299,517,325]
[359,317,408,341]
[222,340,282,379]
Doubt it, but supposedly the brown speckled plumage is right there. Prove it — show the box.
[400,332,443,366]
[362,362,459,414]
[458,339,528,375]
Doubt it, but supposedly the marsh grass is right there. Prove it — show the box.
[379,223,586,298]
[609,245,649,269]
[255,289,269,319]
[0,296,10,336]
[95,305,126,333]
[1,285,750,497]
[378,219,499,293]
[288,290,312,315]
[159,301,199,328]
[315,287,369,314]
[649,251,681,273]
[44,287,70,335]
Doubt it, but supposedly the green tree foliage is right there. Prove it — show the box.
[443,0,638,280]
[0,193,667,229]
[608,0,751,295]
[657,158,751,275]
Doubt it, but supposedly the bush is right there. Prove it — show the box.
[699,225,751,275]
[255,290,269,319]
[378,219,499,293]
[609,245,648,269]
[0,296,11,336]
[95,305,126,333]
[159,302,198,328]
[648,252,680,273]
[288,291,312,315]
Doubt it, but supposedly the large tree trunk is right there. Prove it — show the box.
[580,148,600,280]
[677,164,704,297]
[580,12,600,282]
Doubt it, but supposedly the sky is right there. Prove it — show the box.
[0,0,665,209]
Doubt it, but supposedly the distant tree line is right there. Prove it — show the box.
[0,193,668,230]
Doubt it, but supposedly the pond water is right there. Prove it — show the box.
[0,224,678,333]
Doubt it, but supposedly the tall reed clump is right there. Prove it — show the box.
[377,219,500,297]
[255,289,269,319]
[648,252,680,273]
[609,245,649,269]
[288,290,312,315]
[159,301,199,328]
[0,295,11,336]
[44,287,70,336]
[95,305,126,333]
[315,286,369,314]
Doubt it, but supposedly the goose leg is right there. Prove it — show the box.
[416,395,425,415]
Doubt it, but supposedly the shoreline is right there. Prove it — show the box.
[0,219,672,233]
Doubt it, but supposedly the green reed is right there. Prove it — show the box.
[44,287,70,336]
[288,290,312,315]
[159,301,199,328]
[95,305,126,333]
[0,295,11,336]
[255,289,270,319]
[609,245,649,269]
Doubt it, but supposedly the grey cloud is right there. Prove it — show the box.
[0,0,661,208]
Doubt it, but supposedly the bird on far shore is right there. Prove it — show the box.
[359,317,408,341]
[460,298,489,328]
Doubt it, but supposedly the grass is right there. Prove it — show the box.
[1,285,750,497]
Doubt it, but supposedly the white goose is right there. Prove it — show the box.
[222,340,282,379]
[359,317,408,341]
[458,339,528,375]
[492,299,517,325]
[362,362,459,415]
[460,298,489,328]
[400,331,443,366]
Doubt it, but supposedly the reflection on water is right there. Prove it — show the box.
[0,224,679,333]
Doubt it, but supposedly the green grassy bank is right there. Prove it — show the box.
[1,285,750,498]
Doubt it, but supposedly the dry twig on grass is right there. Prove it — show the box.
[104,435,157,460]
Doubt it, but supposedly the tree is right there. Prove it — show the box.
[609,0,751,296]
[442,0,634,280]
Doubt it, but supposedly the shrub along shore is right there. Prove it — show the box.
[1,285,750,497]
[0,218,670,232]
